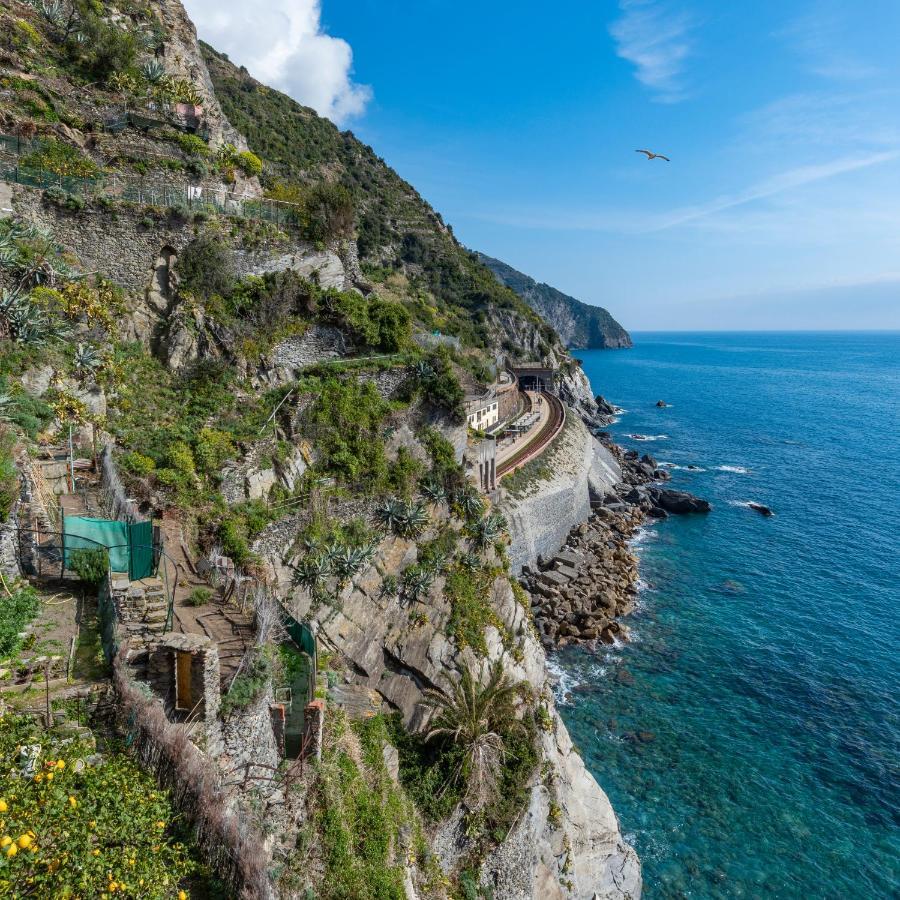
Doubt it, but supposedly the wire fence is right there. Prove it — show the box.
[0,133,304,227]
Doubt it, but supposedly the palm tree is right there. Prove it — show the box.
[421,659,524,810]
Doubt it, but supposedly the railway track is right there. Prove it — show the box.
[497,391,565,479]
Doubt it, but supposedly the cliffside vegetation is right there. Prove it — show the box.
[477,252,632,350]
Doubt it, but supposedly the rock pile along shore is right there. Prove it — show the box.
[520,434,711,649]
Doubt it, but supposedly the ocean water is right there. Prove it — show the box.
[559,333,899,898]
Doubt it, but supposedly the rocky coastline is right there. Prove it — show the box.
[519,406,711,650]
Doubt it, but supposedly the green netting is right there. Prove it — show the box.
[128,520,154,580]
[63,515,129,572]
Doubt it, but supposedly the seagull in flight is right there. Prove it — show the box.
[635,149,670,161]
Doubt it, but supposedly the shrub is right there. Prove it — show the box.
[68,8,139,81]
[220,652,270,717]
[186,586,213,607]
[175,232,235,300]
[20,139,98,178]
[119,450,156,477]
[68,547,109,586]
[0,582,39,658]
[193,428,234,475]
[235,150,262,176]
[173,132,209,156]
[0,428,17,522]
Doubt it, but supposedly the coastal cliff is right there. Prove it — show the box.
[477,253,632,350]
[0,0,640,896]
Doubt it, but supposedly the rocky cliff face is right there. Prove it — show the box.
[477,253,632,350]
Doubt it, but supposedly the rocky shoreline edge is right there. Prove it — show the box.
[520,401,711,651]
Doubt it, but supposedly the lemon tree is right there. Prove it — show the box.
[0,714,208,898]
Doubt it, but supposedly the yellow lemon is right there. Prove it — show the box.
[155,820,165,828]
[46,772,54,781]
[89,820,96,829]
[93,849,100,856]
[0,836,10,848]
[179,891,188,900]
[0,799,7,813]
[6,844,17,858]
[56,760,65,770]
[68,796,77,808]
[17,834,32,849]
[34,773,43,783]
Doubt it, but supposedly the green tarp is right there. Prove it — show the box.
[128,520,154,581]
[62,515,156,579]
[63,515,129,572]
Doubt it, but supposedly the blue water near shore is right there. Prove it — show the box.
[560,332,899,898]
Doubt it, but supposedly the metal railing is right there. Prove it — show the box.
[0,132,304,227]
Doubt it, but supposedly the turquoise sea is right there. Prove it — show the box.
[562,333,899,898]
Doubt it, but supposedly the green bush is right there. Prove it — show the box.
[193,428,234,475]
[236,150,263,176]
[67,5,139,81]
[173,133,210,157]
[0,582,39,658]
[69,547,109,586]
[119,450,156,477]
[20,139,98,178]
[220,651,270,717]
[0,429,17,522]
[175,232,235,301]
[303,378,390,485]
[186,586,213,607]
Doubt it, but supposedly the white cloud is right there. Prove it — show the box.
[182,0,372,125]
[609,0,696,103]
[778,9,879,82]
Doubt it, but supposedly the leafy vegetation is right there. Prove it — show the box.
[0,427,17,522]
[299,711,417,900]
[0,713,209,898]
[0,582,39,659]
[68,547,109,586]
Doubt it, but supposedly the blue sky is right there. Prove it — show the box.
[184,0,900,330]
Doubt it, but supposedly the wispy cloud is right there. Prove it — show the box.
[647,151,900,230]
[182,0,371,124]
[609,0,697,103]
[778,9,879,82]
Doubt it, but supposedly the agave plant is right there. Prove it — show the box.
[291,554,332,592]
[420,477,447,506]
[374,498,403,532]
[379,573,399,599]
[331,544,376,582]
[453,486,485,522]
[459,551,482,571]
[402,565,435,603]
[468,511,508,551]
[412,359,435,381]
[73,342,102,378]
[395,500,430,538]
[0,289,58,346]
[141,60,167,85]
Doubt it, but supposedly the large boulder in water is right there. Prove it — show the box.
[748,502,774,517]
[648,487,711,514]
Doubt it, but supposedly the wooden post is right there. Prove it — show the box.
[44,661,51,729]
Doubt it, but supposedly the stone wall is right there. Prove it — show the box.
[221,689,281,784]
[501,416,621,573]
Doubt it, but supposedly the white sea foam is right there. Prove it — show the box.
[716,464,751,474]
[628,433,669,442]
[547,657,580,704]
[659,462,706,472]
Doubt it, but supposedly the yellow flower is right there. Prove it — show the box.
[89,820,96,829]
[155,820,165,828]
[68,796,77,808]
[34,773,43,783]
[17,834,32,849]
[92,849,100,856]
